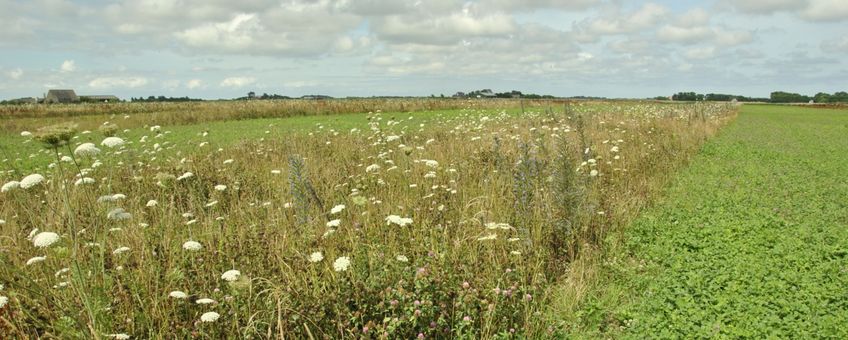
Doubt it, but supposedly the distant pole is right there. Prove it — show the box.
[520,99,525,115]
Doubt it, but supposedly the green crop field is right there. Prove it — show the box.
[568,104,848,338]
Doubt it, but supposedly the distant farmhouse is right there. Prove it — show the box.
[41,89,119,104]
[4,97,38,104]
[44,89,79,104]
[81,95,120,103]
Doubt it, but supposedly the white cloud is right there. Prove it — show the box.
[801,0,848,21]
[161,79,181,89]
[821,36,848,53]
[372,9,517,45]
[88,76,148,89]
[480,0,600,11]
[573,3,669,41]
[176,13,259,52]
[722,0,807,14]
[60,60,76,73]
[163,2,361,56]
[715,29,754,46]
[8,68,24,80]
[186,79,203,89]
[220,76,255,88]
[675,8,710,27]
[657,25,714,44]
[684,46,717,59]
[721,0,848,21]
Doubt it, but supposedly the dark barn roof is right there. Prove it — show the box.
[81,95,120,101]
[45,89,79,103]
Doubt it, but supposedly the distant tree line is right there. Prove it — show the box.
[131,96,204,102]
[455,89,557,99]
[664,91,848,103]
[812,91,848,103]
[235,92,294,100]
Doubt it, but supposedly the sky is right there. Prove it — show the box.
[0,0,846,99]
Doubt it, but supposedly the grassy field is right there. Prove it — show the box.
[569,105,848,337]
[0,99,735,338]
[1,108,477,173]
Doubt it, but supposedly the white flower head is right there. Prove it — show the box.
[182,240,202,251]
[112,246,131,255]
[1,181,20,193]
[176,172,194,181]
[214,184,227,191]
[26,256,47,266]
[146,200,158,207]
[0,296,8,308]
[326,219,341,228]
[221,269,241,282]
[169,291,187,299]
[105,334,130,340]
[74,177,96,186]
[477,234,497,241]
[195,298,216,304]
[107,208,132,221]
[74,143,101,156]
[101,137,125,148]
[330,204,345,214]
[385,215,413,227]
[395,255,409,262]
[484,223,512,230]
[200,311,220,322]
[333,256,351,272]
[33,232,60,248]
[20,174,45,189]
[308,251,324,263]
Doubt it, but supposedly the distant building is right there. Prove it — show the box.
[81,95,120,103]
[4,97,37,104]
[301,95,332,100]
[44,89,79,104]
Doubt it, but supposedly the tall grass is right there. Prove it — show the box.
[0,101,735,338]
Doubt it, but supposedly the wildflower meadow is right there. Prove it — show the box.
[0,100,736,338]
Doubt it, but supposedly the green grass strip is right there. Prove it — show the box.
[579,105,848,338]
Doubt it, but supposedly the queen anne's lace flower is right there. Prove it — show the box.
[101,137,125,148]
[20,174,45,189]
[333,256,351,272]
[26,256,47,265]
[308,252,324,263]
[1,181,20,192]
[385,215,413,227]
[74,143,100,156]
[221,270,241,282]
[182,240,202,251]
[32,232,60,248]
[200,311,220,322]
